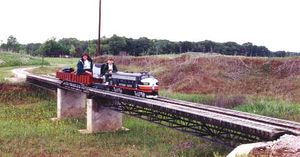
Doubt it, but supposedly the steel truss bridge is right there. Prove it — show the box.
[27,74,300,147]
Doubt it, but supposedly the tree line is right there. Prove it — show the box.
[1,35,299,57]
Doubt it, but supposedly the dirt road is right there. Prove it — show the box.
[6,67,34,83]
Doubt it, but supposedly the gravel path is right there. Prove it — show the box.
[6,67,35,83]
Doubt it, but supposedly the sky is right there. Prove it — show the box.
[0,0,300,52]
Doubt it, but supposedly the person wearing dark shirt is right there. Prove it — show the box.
[77,53,93,75]
[101,57,117,83]
[101,57,118,75]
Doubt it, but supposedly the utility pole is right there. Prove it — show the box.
[96,0,102,56]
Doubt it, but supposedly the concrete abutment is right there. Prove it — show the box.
[55,88,86,119]
[53,88,123,133]
[82,98,123,133]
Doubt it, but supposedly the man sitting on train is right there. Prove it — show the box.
[101,57,118,82]
[77,53,93,75]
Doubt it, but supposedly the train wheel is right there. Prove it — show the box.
[141,92,146,98]
[134,91,145,97]
[113,87,122,93]
[134,91,139,97]
[117,88,122,93]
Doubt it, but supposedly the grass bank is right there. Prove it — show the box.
[234,99,300,122]
[0,84,229,156]
[31,57,78,76]
[0,67,15,83]
[0,52,49,83]
[0,52,49,67]
[161,90,300,122]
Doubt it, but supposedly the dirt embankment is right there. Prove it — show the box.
[95,53,300,103]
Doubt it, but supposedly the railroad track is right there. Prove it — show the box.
[154,96,300,135]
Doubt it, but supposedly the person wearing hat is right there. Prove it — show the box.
[101,57,118,76]
[77,53,93,75]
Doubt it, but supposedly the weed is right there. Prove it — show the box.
[234,99,300,121]
[210,95,247,108]
[160,89,214,104]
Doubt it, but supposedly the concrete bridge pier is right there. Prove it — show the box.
[52,88,86,120]
[80,98,123,133]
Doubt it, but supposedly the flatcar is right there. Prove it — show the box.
[56,64,159,98]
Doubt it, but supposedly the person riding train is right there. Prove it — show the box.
[101,57,118,83]
[77,53,93,75]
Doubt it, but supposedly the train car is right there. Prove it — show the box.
[56,68,93,86]
[56,64,159,98]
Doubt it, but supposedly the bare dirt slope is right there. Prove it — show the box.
[95,53,300,103]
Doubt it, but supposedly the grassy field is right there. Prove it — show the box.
[0,84,228,156]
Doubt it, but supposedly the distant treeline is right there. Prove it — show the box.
[1,35,299,57]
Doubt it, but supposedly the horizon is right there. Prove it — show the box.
[2,34,298,53]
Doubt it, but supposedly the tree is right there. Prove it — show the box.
[6,35,20,52]
[201,40,216,53]
[87,41,96,57]
[26,43,42,55]
[38,38,68,57]
[272,51,286,57]
[0,43,7,52]
[58,38,80,50]
[69,45,76,57]
[242,42,254,56]
[179,41,193,53]
[126,37,153,56]
[222,42,242,55]
[108,35,127,55]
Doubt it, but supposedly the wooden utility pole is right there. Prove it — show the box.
[97,0,102,56]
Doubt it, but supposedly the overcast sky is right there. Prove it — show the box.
[0,0,299,52]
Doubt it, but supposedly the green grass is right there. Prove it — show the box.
[31,57,78,76]
[0,67,15,83]
[160,90,214,104]
[0,85,229,156]
[44,57,78,67]
[2,85,299,156]
[0,52,49,67]
[234,99,300,122]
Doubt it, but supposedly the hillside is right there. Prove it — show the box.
[0,52,48,67]
[95,53,300,103]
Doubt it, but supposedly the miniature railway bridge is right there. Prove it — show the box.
[26,74,300,147]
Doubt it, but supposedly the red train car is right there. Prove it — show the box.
[56,71,93,86]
